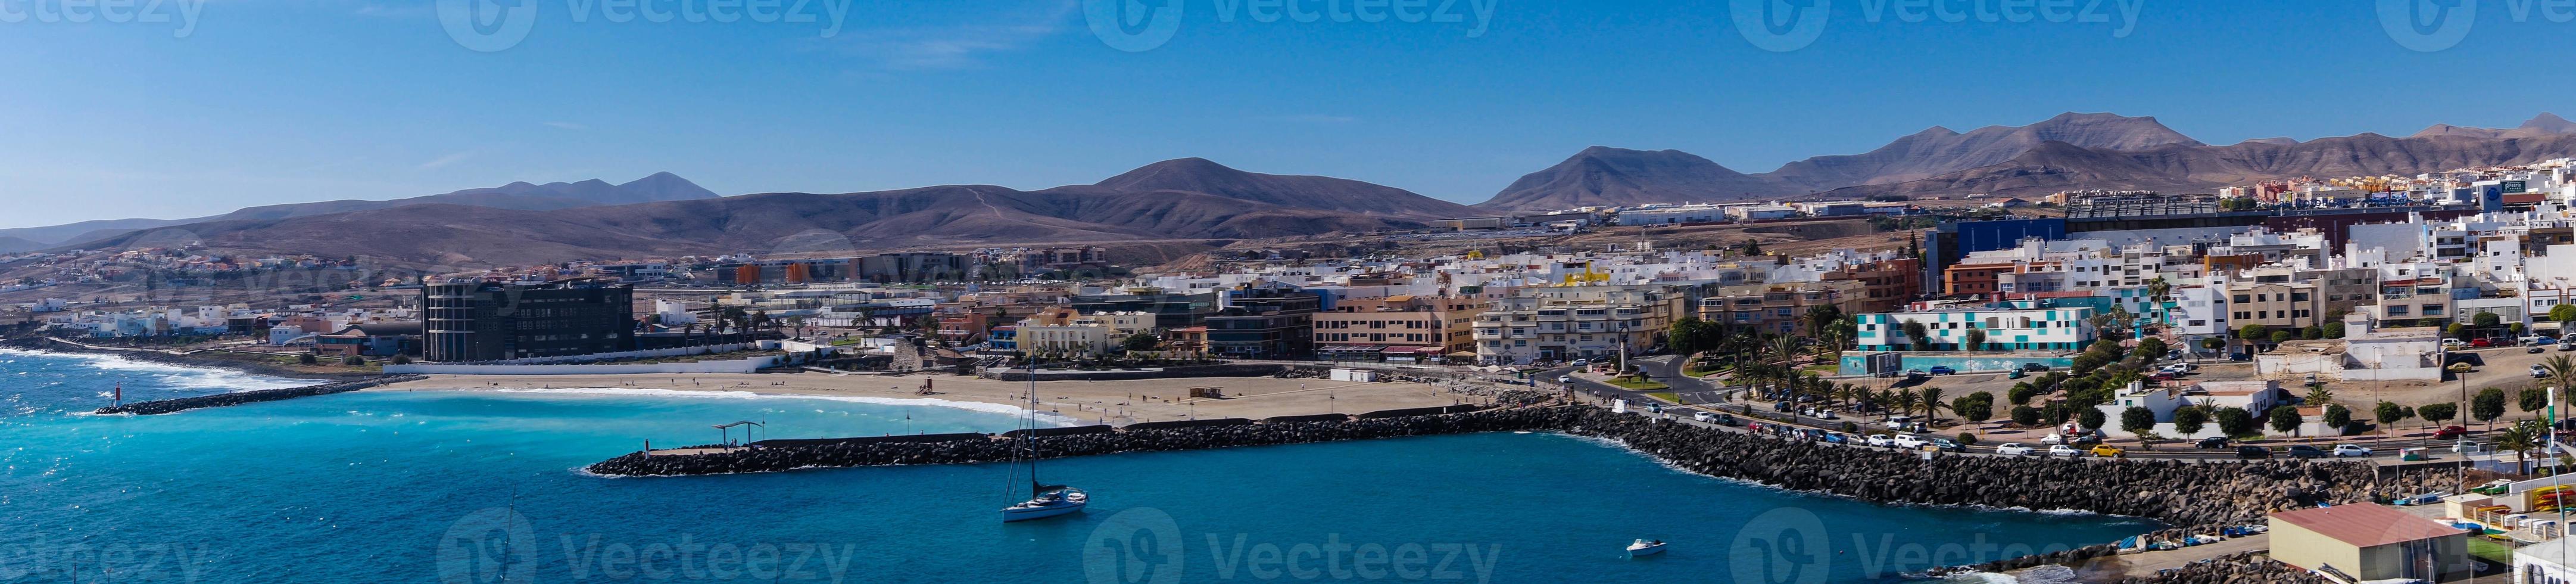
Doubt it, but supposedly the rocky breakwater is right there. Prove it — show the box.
[94,375,429,415]
[585,403,2446,526]
[586,404,1552,476]
[1556,410,2447,527]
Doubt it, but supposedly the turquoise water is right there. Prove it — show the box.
[0,350,2154,583]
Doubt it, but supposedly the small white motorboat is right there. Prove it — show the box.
[1626,539,1667,557]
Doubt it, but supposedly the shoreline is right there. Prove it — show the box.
[0,337,370,381]
[375,372,1486,426]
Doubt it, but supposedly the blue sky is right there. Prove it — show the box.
[2,0,2569,227]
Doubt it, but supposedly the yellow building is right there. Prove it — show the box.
[2268,503,2472,582]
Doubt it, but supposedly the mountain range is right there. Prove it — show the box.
[0,173,719,253]
[17,111,2576,267]
[55,159,1470,267]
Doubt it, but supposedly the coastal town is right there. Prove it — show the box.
[23,159,2576,582]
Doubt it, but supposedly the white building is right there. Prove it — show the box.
[1855,306,2096,352]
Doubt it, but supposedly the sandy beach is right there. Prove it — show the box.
[373,372,1483,425]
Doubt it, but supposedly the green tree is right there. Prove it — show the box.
[2269,330,2296,344]
[2304,384,2334,406]
[2322,321,2346,339]
[2214,406,2257,437]
[2077,408,2106,431]
[2524,387,2551,414]
[1963,328,1987,352]
[2374,400,2410,426]
[2447,323,2471,340]
[2324,404,2352,430]
[1121,332,1161,352]
[2008,383,2039,405]
[297,353,318,365]
[2475,311,2502,328]
[1954,392,1995,423]
[2500,420,2549,475]
[2120,406,2156,436]
[2237,324,2269,341]
[2418,402,2458,425]
[2200,337,2226,352]
[2010,405,2041,427]
[1903,321,1933,352]
[2301,325,2324,340]
[2553,303,2576,326]
[2172,407,2209,436]
[2269,405,2303,435]
[2474,387,2508,428]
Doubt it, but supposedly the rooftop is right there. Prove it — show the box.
[2270,503,2468,548]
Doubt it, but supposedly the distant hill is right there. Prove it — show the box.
[1473,147,1785,211]
[2412,113,2576,141]
[1472,112,2207,211]
[0,235,46,254]
[1820,132,2576,200]
[4,173,721,248]
[70,159,1457,268]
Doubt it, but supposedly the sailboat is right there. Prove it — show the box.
[1002,362,1087,523]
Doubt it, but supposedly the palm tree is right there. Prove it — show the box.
[1918,386,1947,422]
[2549,355,2576,403]
[1895,390,1921,418]
[2499,420,2544,475]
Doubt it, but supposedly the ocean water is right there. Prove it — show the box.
[0,350,2154,583]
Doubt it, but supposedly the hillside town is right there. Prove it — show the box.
[21,157,2576,583]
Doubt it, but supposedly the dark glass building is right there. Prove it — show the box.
[423,279,636,362]
[1205,288,1322,359]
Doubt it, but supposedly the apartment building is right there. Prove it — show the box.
[1855,306,2097,352]
[1313,295,1486,360]
[1015,307,1116,356]
[1206,288,1322,359]
[1818,257,1923,312]
[1692,281,1869,336]
[423,278,635,362]
[1472,286,1686,365]
[2223,281,2322,332]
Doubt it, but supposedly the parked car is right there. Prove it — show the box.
[2007,369,2026,380]
[2148,371,2178,381]
[2287,445,2328,458]
[2022,363,2050,372]
[1994,443,2034,455]
[2047,445,2080,457]
[2443,338,2469,349]
[1822,433,1848,444]
[2434,425,2468,439]
[2088,445,2125,458]
[2333,444,2372,458]
[1712,414,1742,427]
[1813,410,1840,420]
[1558,375,1573,384]
[2530,346,2546,355]
[2452,440,2485,455]
[2535,365,2551,379]
[1774,401,1795,412]
[1892,434,1928,449]
[2235,445,2272,459]
[2561,343,2575,352]
[1927,366,1956,376]
[2039,433,2065,445]
[1929,437,1966,452]
[2534,336,2559,346]
[2164,350,2183,361]
[1865,434,1895,448]
[1906,369,1929,379]
[1569,358,1589,366]
[1693,411,1715,423]
[2472,338,2494,348]
[2070,433,2103,446]
[2195,436,2231,449]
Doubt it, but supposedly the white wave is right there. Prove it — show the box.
[461,387,1083,426]
[0,348,306,393]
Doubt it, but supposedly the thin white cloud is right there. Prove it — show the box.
[839,1,1077,70]
[417,151,475,170]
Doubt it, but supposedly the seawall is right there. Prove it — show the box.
[586,405,2444,530]
[94,375,428,415]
